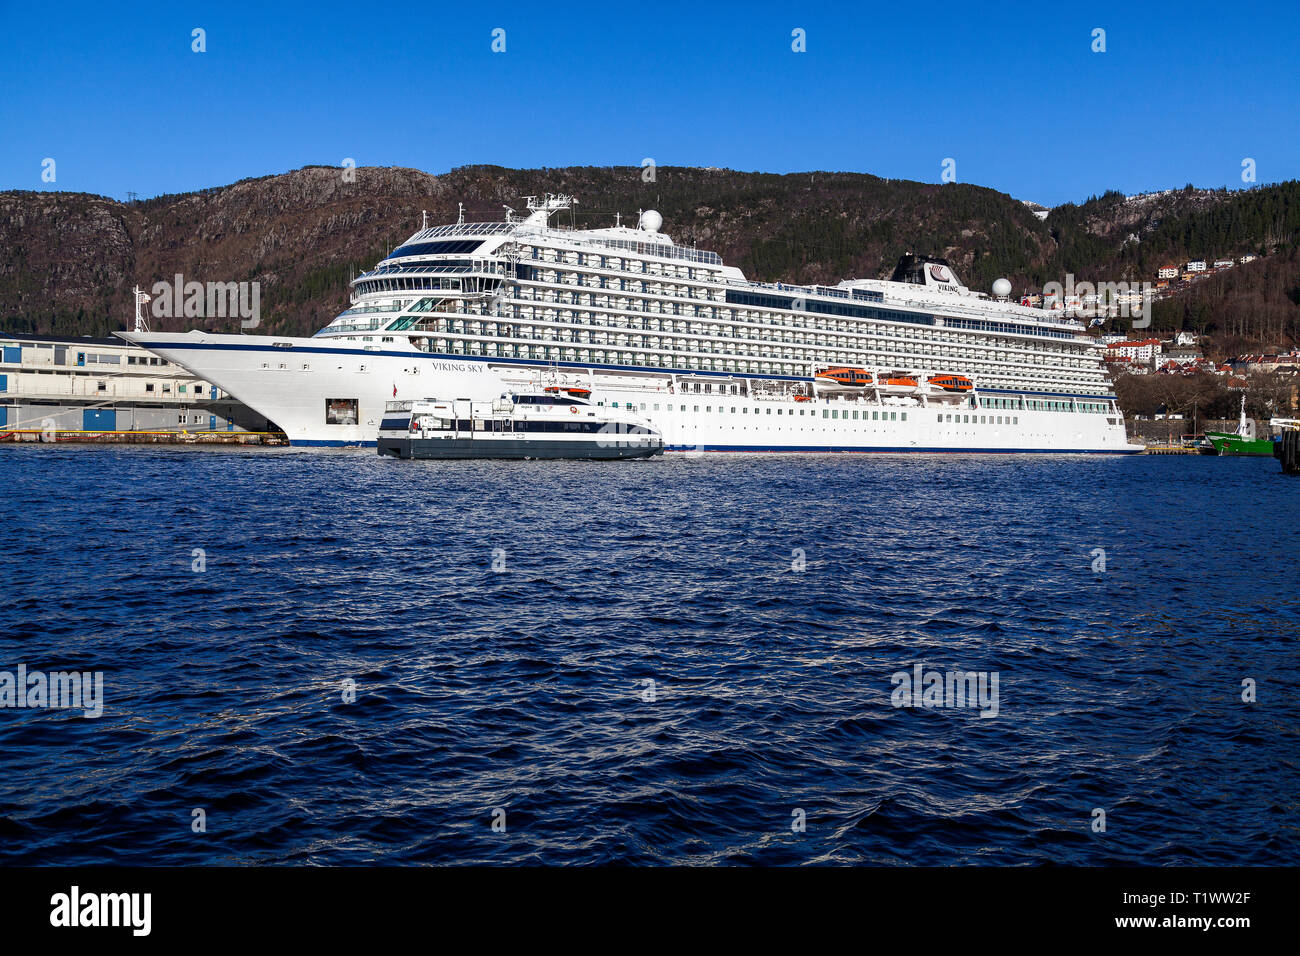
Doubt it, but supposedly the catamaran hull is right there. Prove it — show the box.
[378,436,664,460]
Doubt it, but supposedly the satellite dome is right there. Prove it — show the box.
[639,209,663,233]
[992,278,1012,298]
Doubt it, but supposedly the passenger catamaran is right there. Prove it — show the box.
[118,194,1141,453]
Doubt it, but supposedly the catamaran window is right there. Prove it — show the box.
[901,413,907,421]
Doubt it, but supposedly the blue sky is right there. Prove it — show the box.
[2,0,1297,206]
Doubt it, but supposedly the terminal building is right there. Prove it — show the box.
[0,333,277,436]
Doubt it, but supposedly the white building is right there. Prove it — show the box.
[1187,260,1207,273]
[1157,266,1178,279]
[0,333,271,435]
[1104,338,1163,364]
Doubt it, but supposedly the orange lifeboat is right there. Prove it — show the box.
[883,375,918,388]
[816,366,873,388]
[927,374,973,393]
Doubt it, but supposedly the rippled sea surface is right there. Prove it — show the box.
[1,445,1297,865]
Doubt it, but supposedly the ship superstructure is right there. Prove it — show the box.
[119,194,1140,452]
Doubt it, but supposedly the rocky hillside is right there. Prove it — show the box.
[2,166,1298,351]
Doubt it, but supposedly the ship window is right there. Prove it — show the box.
[890,412,897,421]
[901,413,907,421]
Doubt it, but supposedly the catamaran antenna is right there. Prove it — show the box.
[421,209,428,230]
[458,202,464,225]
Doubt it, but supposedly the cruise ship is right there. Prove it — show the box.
[118,194,1142,453]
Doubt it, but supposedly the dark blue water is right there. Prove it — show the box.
[1,445,1296,865]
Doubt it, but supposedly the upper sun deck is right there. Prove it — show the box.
[368,199,1086,339]
[394,217,724,267]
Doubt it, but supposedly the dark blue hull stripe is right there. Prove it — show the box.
[290,437,1139,455]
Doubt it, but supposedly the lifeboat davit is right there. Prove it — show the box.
[927,374,973,393]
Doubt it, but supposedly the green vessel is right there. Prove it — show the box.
[1204,396,1276,457]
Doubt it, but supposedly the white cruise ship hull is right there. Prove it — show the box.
[117,332,1142,453]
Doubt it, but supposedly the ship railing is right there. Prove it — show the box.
[405,222,517,241]
[721,277,1084,334]
[511,225,724,266]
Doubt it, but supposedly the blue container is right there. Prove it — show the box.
[82,408,117,431]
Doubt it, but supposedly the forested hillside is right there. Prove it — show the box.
[2,165,1297,353]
